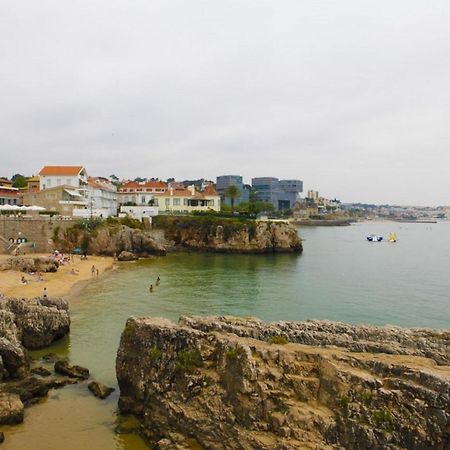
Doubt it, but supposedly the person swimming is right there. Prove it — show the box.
[149,284,153,293]
[155,276,160,286]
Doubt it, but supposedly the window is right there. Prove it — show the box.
[184,198,188,206]
[165,198,170,206]
[173,198,180,206]
[57,179,61,186]
[210,199,214,206]
[141,196,146,204]
[47,179,52,187]
[66,179,71,185]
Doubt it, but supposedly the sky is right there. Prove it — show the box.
[1,1,449,206]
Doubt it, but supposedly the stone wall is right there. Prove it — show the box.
[0,217,78,254]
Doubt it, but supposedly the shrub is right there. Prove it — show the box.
[339,394,350,409]
[268,335,289,345]
[149,345,162,361]
[226,346,245,360]
[175,348,203,374]
[362,390,374,405]
[372,408,393,430]
[52,225,60,242]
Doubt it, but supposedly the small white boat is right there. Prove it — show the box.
[366,234,383,242]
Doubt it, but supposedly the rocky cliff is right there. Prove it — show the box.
[153,217,302,253]
[88,226,167,256]
[0,297,70,380]
[116,316,449,450]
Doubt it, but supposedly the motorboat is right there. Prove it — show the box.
[366,234,383,242]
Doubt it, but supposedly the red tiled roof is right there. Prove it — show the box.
[119,180,167,191]
[39,166,84,176]
[203,185,218,196]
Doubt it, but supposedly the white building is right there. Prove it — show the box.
[39,166,88,191]
[86,177,118,217]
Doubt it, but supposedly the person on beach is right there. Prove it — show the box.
[43,287,48,299]
[156,276,160,286]
[21,276,27,284]
[91,265,96,277]
[96,268,99,277]
[149,284,153,293]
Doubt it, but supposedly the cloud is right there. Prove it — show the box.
[1,0,449,204]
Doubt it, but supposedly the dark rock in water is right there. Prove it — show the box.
[31,366,51,377]
[3,377,49,405]
[88,381,115,399]
[54,360,89,379]
[45,377,79,390]
[0,393,24,425]
[117,251,138,261]
[0,431,4,443]
[41,353,59,362]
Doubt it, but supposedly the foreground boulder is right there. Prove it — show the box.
[0,393,24,425]
[0,297,70,379]
[116,316,450,450]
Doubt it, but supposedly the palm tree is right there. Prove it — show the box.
[224,185,240,212]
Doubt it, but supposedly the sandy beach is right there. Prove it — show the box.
[0,254,116,299]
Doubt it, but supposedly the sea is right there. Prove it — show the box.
[2,220,449,449]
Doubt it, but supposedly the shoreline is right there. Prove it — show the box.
[0,254,117,300]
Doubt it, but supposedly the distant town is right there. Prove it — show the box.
[0,166,448,221]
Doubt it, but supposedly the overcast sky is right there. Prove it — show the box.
[1,1,449,205]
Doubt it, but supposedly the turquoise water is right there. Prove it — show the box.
[2,220,449,449]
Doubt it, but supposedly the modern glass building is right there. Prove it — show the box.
[216,175,249,207]
[252,177,303,210]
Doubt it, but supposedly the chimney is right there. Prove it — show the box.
[189,185,195,195]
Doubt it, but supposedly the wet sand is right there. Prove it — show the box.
[0,254,116,299]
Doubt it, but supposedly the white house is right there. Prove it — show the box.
[39,166,88,191]
[87,177,118,217]
[153,184,221,214]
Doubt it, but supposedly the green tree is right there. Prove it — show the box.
[11,174,27,188]
[249,201,275,214]
[224,185,240,212]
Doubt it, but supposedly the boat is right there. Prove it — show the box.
[388,232,397,242]
[366,234,383,242]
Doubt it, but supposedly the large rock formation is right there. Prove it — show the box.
[0,256,59,273]
[84,226,166,257]
[154,217,302,253]
[116,316,450,450]
[0,297,70,380]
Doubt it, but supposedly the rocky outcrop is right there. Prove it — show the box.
[0,393,24,425]
[88,226,167,256]
[117,251,138,261]
[0,256,59,273]
[116,316,450,450]
[88,381,115,399]
[154,217,302,253]
[0,297,70,380]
